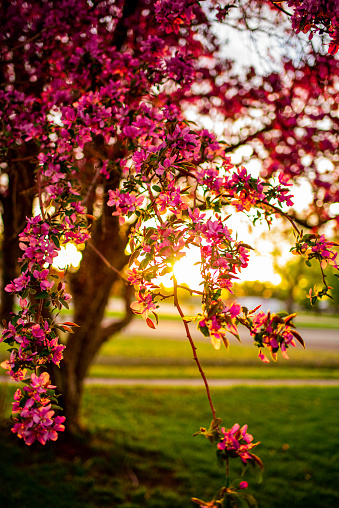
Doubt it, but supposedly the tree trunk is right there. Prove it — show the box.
[52,173,134,434]
[0,144,37,321]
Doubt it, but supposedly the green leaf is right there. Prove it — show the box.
[193,419,222,444]
[226,493,248,508]
[151,311,159,325]
[159,265,173,276]
[152,185,161,192]
[50,405,64,411]
[240,243,254,251]
[208,418,222,431]
[128,248,141,267]
[51,235,60,248]
[139,258,149,270]
[241,494,258,508]
[291,329,305,348]
[199,325,210,337]
[59,299,69,309]
[35,291,49,299]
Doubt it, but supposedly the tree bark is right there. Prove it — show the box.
[52,170,134,434]
[0,144,37,321]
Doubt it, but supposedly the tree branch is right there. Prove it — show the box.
[173,275,217,420]
[98,283,134,342]
[88,241,126,281]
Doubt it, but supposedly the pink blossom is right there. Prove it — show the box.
[4,271,31,293]
[130,291,157,320]
[217,423,261,466]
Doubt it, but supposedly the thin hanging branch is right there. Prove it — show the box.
[173,275,217,420]
[87,241,126,281]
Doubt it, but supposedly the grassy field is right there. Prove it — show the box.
[294,312,339,329]
[0,384,338,508]
[1,332,339,380]
[86,334,339,380]
[102,308,339,329]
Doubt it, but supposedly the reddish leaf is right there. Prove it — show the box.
[146,317,156,329]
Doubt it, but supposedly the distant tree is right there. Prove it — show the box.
[233,280,283,300]
[274,255,339,313]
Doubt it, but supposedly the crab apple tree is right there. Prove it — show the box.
[1,1,338,506]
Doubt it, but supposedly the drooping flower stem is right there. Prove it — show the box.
[173,275,217,421]
[37,169,46,221]
[34,299,44,375]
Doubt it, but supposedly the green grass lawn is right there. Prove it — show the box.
[102,308,339,329]
[294,312,339,329]
[87,335,339,380]
[2,333,339,380]
[96,335,339,367]
[0,385,338,508]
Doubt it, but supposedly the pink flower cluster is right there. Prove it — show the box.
[155,0,196,34]
[310,235,338,269]
[217,423,262,467]
[198,303,241,350]
[196,163,293,213]
[130,291,157,321]
[108,189,145,225]
[11,373,65,445]
[17,215,60,269]
[155,182,190,217]
[250,311,303,363]
[292,233,338,270]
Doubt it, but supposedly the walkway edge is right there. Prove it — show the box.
[85,377,339,387]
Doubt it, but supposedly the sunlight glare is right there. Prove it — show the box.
[173,248,202,291]
[156,240,283,291]
[53,243,82,270]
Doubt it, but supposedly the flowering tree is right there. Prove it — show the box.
[1,1,338,506]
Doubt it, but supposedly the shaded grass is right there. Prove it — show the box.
[0,384,338,508]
